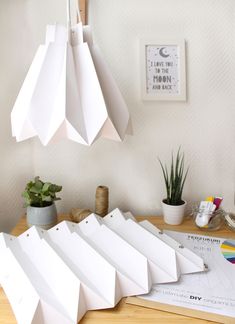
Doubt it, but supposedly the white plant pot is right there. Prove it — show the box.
[162,200,187,225]
[26,203,57,229]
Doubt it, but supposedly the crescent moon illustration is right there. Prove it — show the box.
[159,47,170,58]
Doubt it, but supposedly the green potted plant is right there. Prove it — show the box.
[22,176,62,229]
[158,148,189,225]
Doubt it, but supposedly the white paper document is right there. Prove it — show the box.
[138,230,235,319]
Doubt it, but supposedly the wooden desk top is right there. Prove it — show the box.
[1,214,235,324]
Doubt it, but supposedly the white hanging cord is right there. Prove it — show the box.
[76,0,82,23]
[67,0,81,27]
[67,0,72,28]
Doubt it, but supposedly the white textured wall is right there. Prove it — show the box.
[1,0,235,232]
[0,0,69,232]
[0,0,36,232]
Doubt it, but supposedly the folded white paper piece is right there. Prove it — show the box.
[73,215,151,295]
[103,209,180,283]
[121,211,206,274]
[83,25,131,141]
[139,220,206,274]
[0,231,82,324]
[0,208,205,323]
[11,18,131,145]
[46,221,120,309]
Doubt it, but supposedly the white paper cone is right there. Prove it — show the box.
[71,23,108,145]
[11,45,48,142]
[83,25,130,141]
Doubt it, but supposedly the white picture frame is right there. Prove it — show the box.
[140,39,186,101]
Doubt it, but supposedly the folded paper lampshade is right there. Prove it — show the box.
[11,0,131,145]
[0,209,205,323]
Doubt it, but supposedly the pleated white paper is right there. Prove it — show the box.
[11,10,131,145]
[121,210,206,274]
[103,210,180,284]
[0,209,205,324]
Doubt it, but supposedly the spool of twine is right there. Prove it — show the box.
[70,208,92,223]
[95,185,109,217]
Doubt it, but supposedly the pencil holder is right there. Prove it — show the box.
[191,203,225,231]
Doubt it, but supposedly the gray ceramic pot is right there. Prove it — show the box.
[26,203,57,229]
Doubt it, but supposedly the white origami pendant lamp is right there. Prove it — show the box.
[11,0,131,145]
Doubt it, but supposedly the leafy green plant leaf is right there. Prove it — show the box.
[22,177,62,208]
[29,185,42,194]
[42,182,51,193]
[49,184,62,193]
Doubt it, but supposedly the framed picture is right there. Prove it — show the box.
[140,39,186,101]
